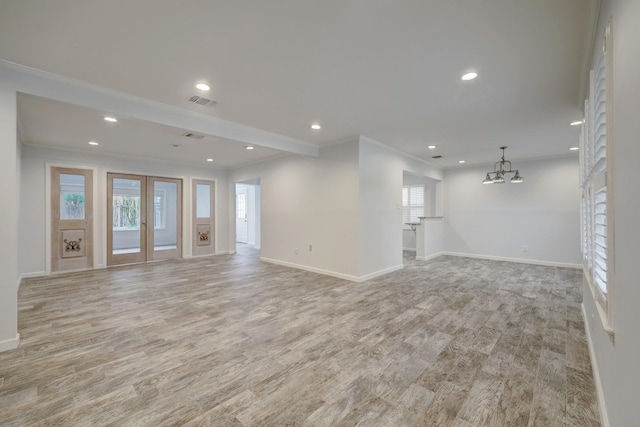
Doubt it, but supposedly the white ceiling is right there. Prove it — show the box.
[17,94,286,168]
[1,0,590,168]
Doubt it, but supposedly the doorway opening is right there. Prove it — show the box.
[235,179,260,254]
[402,171,443,262]
[107,173,182,266]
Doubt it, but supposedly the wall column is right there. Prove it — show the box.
[0,79,19,351]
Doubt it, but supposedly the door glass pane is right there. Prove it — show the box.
[196,184,211,218]
[154,181,178,251]
[60,174,85,219]
[237,192,247,219]
[112,178,141,254]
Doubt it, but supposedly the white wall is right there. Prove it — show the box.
[403,228,418,250]
[244,184,260,246]
[444,156,581,266]
[0,82,19,350]
[229,140,361,278]
[254,185,261,249]
[582,0,640,425]
[229,137,442,280]
[19,145,230,276]
[358,137,442,277]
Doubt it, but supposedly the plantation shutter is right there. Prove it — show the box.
[591,50,608,296]
[402,186,424,224]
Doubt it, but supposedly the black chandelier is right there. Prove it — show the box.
[482,146,523,184]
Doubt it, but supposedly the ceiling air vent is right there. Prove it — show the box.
[432,155,443,159]
[182,131,205,139]
[188,95,217,107]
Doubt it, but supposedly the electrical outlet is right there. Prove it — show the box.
[308,244,313,252]
[294,248,299,255]
[523,245,528,252]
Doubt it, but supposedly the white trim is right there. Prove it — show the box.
[359,264,404,282]
[402,247,417,252]
[184,253,214,259]
[260,257,359,281]
[0,333,20,352]
[184,251,234,259]
[582,303,610,427]
[19,271,46,280]
[416,251,445,261]
[441,251,582,269]
[49,266,104,275]
[260,257,403,283]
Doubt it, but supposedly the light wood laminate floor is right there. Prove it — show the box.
[1,248,600,426]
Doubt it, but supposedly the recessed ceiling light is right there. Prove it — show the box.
[206,158,214,162]
[104,116,117,123]
[88,141,99,146]
[245,145,255,150]
[458,160,466,164]
[311,123,322,130]
[569,147,580,151]
[570,120,583,126]
[460,72,478,81]
[195,82,210,91]
[427,145,437,150]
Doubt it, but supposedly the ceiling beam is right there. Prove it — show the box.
[0,60,319,158]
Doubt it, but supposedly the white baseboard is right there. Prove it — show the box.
[416,251,445,261]
[441,251,581,269]
[184,253,217,259]
[402,247,417,252]
[0,333,20,352]
[359,264,404,282]
[214,250,236,255]
[20,271,46,280]
[582,303,609,427]
[260,257,403,283]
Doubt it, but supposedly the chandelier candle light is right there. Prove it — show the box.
[482,146,523,184]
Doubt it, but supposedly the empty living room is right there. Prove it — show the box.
[1,0,639,426]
